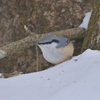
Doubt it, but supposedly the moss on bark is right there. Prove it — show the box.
[81,0,100,52]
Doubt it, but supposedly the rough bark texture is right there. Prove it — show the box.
[81,0,100,52]
[0,0,94,74]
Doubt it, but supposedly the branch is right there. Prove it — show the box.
[0,27,86,59]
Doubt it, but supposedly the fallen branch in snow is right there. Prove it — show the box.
[0,26,86,59]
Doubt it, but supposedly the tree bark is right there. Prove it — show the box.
[0,27,85,59]
[81,0,100,52]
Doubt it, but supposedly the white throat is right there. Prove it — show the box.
[39,43,63,64]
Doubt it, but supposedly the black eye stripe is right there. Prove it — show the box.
[52,39,59,43]
[38,39,59,45]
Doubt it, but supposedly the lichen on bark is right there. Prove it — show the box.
[81,0,100,52]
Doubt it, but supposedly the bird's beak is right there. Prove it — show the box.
[33,42,39,46]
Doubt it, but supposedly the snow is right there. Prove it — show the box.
[0,49,100,100]
[0,73,2,76]
[79,11,92,29]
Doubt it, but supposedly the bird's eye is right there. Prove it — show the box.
[38,39,59,45]
[52,39,59,43]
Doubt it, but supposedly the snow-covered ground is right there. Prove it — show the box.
[0,49,100,100]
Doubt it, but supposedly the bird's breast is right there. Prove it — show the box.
[40,47,63,64]
[39,42,74,64]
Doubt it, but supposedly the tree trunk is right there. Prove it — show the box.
[81,0,100,52]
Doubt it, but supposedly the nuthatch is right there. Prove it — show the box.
[34,36,74,64]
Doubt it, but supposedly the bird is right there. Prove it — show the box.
[34,36,74,64]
